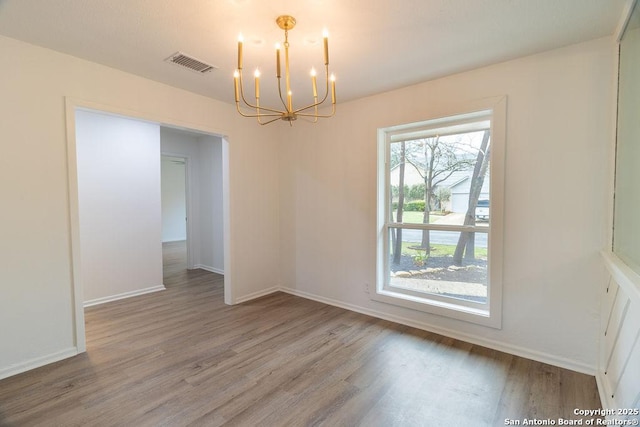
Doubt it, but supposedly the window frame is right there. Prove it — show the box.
[374,97,506,329]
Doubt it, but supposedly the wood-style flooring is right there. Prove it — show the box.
[0,241,602,426]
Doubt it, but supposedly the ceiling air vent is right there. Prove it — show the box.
[165,52,216,74]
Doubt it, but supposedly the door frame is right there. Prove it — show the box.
[65,97,233,353]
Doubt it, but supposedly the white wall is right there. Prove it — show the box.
[279,37,616,373]
[0,34,280,379]
[161,157,187,242]
[76,110,163,304]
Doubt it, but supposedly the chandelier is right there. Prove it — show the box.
[233,15,336,125]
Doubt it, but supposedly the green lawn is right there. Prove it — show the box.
[393,211,443,224]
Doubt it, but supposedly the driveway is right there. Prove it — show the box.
[401,213,488,248]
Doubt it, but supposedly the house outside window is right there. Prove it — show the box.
[375,98,506,328]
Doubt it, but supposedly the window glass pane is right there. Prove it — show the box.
[388,228,488,303]
[613,3,640,273]
[389,131,489,228]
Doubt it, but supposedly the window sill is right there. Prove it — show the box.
[370,287,501,329]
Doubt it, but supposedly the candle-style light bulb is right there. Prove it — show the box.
[254,69,260,99]
[287,90,293,112]
[322,28,329,66]
[233,70,240,102]
[237,33,244,70]
[275,43,281,78]
[310,68,318,98]
[330,74,336,104]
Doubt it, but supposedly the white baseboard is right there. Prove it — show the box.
[162,239,186,243]
[194,264,224,275]
[0,347,78,381]
[234,286,280,304]
[83,285,166,308]
[595,369,613,410]
[269,286,596,376]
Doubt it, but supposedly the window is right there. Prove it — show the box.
[612,2,640,274]
[375,99,505,328]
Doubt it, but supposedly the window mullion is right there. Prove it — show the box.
[387,223,489,233]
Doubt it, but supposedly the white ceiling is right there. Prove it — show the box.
[0,0,628,106]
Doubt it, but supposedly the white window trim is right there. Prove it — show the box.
[374,96,506,329]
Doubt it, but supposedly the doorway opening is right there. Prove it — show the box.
[161,155,188,278]
[160,126,225,284]
[66,100,232,354]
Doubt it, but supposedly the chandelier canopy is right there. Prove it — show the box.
[233,15,336,126]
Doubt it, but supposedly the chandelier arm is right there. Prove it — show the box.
[237,70,251,106]
[277,78,289,111]
[296,103,336,118]
[235,102,282,118]
[237,111,283,118]
[238,72,288,115]
[292,95,331,114]
[238,99,286,115]
[292,65,331,114]
[292,96,330,114]
[234,103,258,118]
[296,112,335,119]
[257,116,284,125]
[296,95,336,118]
[292,82,329,113]
[320,63,332,104]
[298,115,319,124]
[312,99,318,123]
